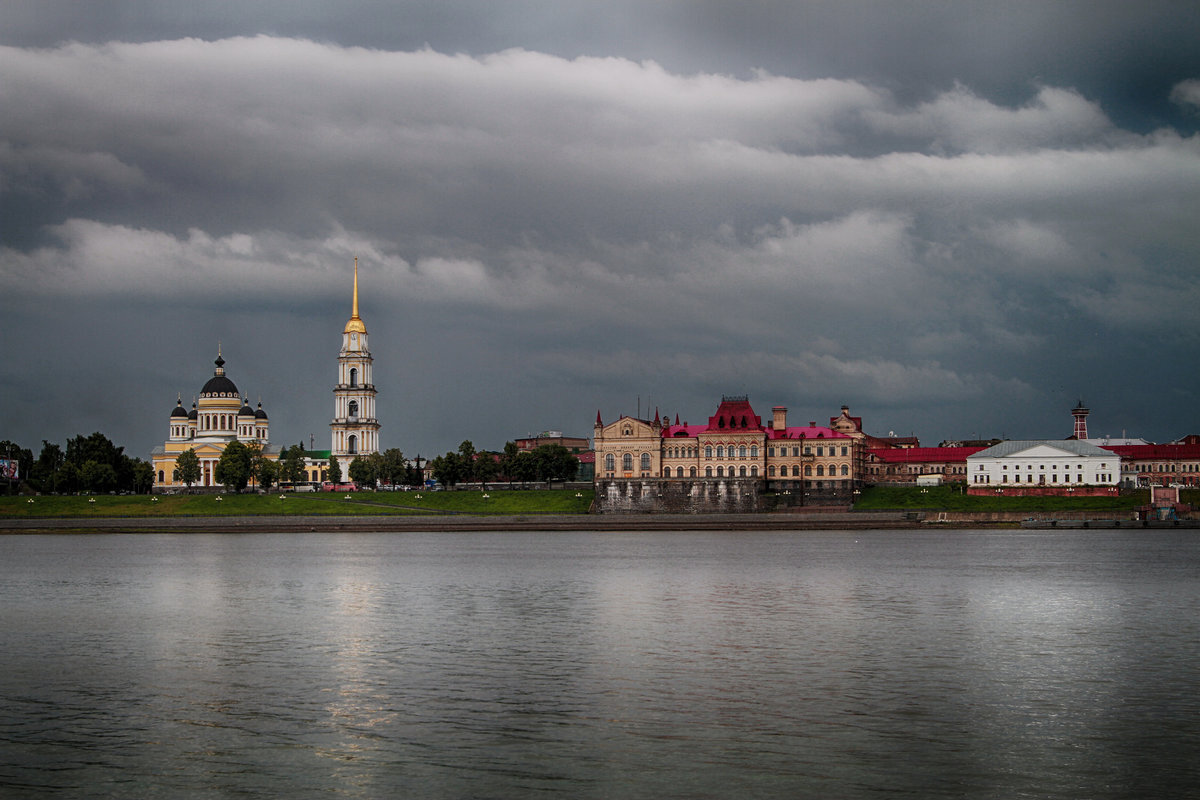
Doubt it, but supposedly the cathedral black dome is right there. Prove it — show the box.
[200,353,239,397]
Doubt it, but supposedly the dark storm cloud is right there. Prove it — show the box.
[1,2,1199,459]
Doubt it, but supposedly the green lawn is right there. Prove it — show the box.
[0,488,594,518]
[852,485,1156,512]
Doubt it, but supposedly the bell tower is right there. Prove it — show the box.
[331,258,380,469]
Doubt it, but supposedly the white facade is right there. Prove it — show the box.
[330,260,380,468]
[967,441,1118,487]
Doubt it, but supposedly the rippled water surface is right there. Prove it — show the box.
[1,529,1198,798]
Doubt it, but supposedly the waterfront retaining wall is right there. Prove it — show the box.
[594,479,765,514]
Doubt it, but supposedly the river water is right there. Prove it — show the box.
[1,529,1197,798]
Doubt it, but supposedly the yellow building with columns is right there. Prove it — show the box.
[150,349,279,490]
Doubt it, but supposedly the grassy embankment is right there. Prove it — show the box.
[3,486,1195,519]
[0,488,594,518]
[851,485,1178,513]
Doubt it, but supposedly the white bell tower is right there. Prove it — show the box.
[331,258,380,469]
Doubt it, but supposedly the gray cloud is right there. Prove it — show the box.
[1,15,1199,458]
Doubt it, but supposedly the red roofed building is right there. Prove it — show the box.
[867,446,986,484]
[594,397,870,504]
[1101,442,1200,487]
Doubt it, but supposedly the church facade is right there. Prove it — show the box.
[150,349,279,490]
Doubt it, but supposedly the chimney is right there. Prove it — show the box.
[772,406,787,431]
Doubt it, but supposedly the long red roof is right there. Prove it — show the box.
[869,446,986,463]
[1102,443,1200,459]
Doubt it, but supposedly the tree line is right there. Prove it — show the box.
[1,433,154,494]
[428,441,579,487]
[1,432,582,495]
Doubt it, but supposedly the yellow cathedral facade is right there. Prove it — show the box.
[150,348,279,490]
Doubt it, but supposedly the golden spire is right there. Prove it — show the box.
[343,257,367,334]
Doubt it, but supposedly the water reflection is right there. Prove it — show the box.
[0,530,1197,798]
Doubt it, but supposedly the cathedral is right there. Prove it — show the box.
[150,348,279,490]
[151,259,381,490]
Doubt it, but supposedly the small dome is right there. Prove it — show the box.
[170,397,189,418]
[255,402,269,420]
[238,397,255,417]
[188,402,198,420]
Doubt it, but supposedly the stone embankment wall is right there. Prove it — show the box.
[594,479,765,514]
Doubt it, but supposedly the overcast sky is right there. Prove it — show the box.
[3,1,1199,461]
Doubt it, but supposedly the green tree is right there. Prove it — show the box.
[348,455,374,487]
[246,443,276,490]
[509,450,537,484]
[81,460,118,493]
[379,448,407,486]
[215,441,253,492]
[532,444,579,483]
[278,445,306,485]
[57,461,81,494]
[130,458,155,494]
[430,453,465,487]
[327,456,343,485]
[474,451,499,484]
[63,432,144,491]
[32,441,64,493]
[499,442,520,486]
[256,458,278,491]
[175,448,201,490]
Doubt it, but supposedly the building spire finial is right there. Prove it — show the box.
[352,257,359,320]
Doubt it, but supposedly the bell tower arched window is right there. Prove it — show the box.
[348,400,358,418]
[349,368,358,388]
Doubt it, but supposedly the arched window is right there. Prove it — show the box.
[768,465,776,477]
[348,400,359,418]
[716,446,724,458]
[157,470,164,483]
[751,466,758,476]
[662,468,669,477]
[841,464,849,476]
[804,465,812,476]
[605,453,615,471]
[705,466,713,477]
[640,453,651,471]
[622,453,633,471]
[739,466,747,477]
[739,446,747,458]
[677,467,685,478]
[716,466,724,477]
[349,368,358,387]
[793,465,801,476]
[817,465,825,476]
[705,446,713,459]
[689,467,696,477]
[750,446,758,458]
[348,434,358,454]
